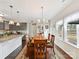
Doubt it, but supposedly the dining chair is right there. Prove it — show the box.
[51,35,55,55]
[34,40,47,59]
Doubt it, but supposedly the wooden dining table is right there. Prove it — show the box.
[27,34,54,59]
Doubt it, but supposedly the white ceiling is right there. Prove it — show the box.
[0,0,74,22]
[52,0,79,23]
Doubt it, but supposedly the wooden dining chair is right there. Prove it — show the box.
[46,34,56,59]
[34,40,47,59]
[51,35,55,55]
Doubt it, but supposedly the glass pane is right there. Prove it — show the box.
[58,24,63,38]
[56,20,63,40]
[67,24,77,45]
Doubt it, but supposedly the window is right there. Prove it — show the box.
[56,12,79,48]
[56,20,64,40]
[55,12,79,48]
[67,23,77,45]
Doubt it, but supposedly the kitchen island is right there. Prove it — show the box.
[0,35,23,59]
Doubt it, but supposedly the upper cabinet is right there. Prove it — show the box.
[9,23,27,31]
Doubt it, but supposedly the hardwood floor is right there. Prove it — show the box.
[55,45,72,59]
[5,43,72,59]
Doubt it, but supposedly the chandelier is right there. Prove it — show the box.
[38,6,44,33]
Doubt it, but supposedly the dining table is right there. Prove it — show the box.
[26,33,54,59]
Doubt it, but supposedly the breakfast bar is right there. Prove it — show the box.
[0,35,23,59]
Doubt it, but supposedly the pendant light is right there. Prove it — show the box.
[41,6,44,33]
[9,20,14,24]
[41,6,43,23]
[0,16,3,22]
[9,5,14,24]
[16,22,20,26]
[16,11,20,26]
[0,12,4,22]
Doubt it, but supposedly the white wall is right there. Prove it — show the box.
[55,39,78,59]
[29,21,51,38]
[53,0,79,59]
[52,0,79,22]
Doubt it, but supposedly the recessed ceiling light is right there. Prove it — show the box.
[9,5,13,8]
[17,11,19,13]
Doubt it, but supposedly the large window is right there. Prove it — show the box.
[64,12,79,47]
[56,12,79,48]
[67,23,77,45]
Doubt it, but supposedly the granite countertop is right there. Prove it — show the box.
[0,34,22,42]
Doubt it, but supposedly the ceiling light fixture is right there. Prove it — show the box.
[16,22,20,26]
[9,5,14,24]
[41,6,44,23]
[9,20,14,24]
[37,19,40,23]
[0,17,3,22]
[16,11,20,26]
[0,13,4,22]
[41,6,44,33]
[0,14,4,17]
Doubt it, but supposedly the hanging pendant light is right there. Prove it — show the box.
[0,16,3,22]
[0,12,4,22]
[0,13,4,17]
[16,22,20,26]
[9,5,14,24]
[16,11,20,26]
[41,6,45,23]
[37,19,40,23]
[41,6,44,33]
[9,20,14,24]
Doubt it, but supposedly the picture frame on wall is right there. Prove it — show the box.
[45,25,48,29]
